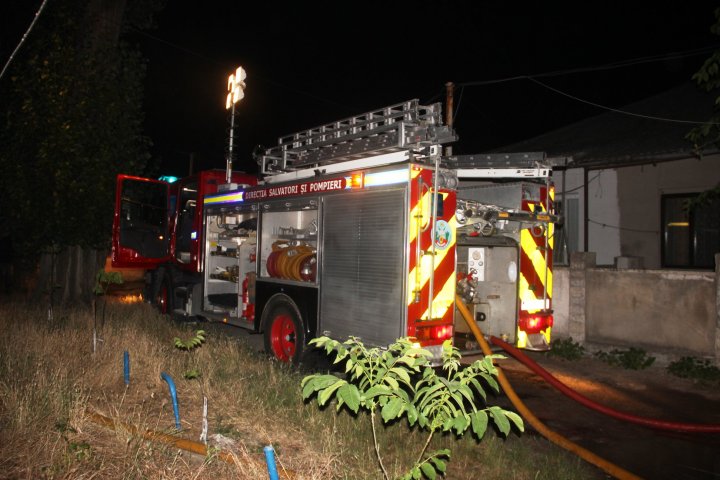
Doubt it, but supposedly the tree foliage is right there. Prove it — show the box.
[302,337,523,480]
[686,7,720,153]
[0,0,163,262]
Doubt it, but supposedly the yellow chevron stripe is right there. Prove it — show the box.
[547,187,555,251]
[407,216,457,306]
[419,271,456,320]
[520,230,553,297]
[409,189,431,245]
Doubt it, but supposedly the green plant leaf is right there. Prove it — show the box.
[430,457,447,473]
[381,396,406,423]
[420,462,437,480]
[338,383,361,413]
[505,411,524,432]
[318,379,346,406]
[452,414,469,434]
[489,406,510,435]
[471,411,488,438]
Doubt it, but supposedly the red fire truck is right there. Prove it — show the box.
[111,100,557,363]
[111,169,257,312]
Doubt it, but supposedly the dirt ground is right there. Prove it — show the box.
[468,348,720,480]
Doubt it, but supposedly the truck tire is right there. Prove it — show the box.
[262,295,305,365]
[156,274,173,315]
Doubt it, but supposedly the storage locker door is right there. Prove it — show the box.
[321,189,406,346]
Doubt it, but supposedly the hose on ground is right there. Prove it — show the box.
[87,410,296,479]
[455,297,642,480]
[489,335,720,434]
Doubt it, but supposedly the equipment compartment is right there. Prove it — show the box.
[260,200,318,283]
[204,210,257,314]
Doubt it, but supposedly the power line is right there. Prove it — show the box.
[588,219,659,234]
[458,45,718,87]
[0,0,50,82]
[527,77,717,125]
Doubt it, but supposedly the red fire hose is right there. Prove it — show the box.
[489,335,720,434]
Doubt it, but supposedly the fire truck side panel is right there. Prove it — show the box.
[319,187,407,347]
[406,167,457,346]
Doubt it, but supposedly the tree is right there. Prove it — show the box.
[0,0,164,303]
[685,7,720,210]
[686,7,720,153]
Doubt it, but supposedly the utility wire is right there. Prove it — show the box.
[0,0,50,82]
[456,45,720,125]
[588,218,659,234]
[527,77,717,125]
[458,45,719,87]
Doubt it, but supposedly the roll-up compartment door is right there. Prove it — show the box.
[321,189,406,346]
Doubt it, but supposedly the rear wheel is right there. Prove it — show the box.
[263,295,305,365]
[155,274,173,315]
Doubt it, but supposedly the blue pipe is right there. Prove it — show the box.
[123,350,130,386]
[263,445,279,480]
[160,372,181,430]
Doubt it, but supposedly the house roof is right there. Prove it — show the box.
[496,82,718,169]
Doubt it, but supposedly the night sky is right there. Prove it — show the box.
[6,2,720,177]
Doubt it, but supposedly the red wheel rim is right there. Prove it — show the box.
[270,314,295,362]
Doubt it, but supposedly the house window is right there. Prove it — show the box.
[661,193,720,269]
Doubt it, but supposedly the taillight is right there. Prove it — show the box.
[414,324,453,343]
[519,314,553,334]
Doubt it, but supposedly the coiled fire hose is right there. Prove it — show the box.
[455,297,642,480]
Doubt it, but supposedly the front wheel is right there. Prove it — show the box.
[155,274,173,315]
[262,295,305,365]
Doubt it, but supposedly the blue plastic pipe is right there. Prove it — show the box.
[123,350,130,385]
[160,372,181,430]
[263,445,279,480]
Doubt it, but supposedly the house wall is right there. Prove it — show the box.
[552,253,720,364]
[586,268,715,355]
[552,169,621,266]
[616,154,720,269]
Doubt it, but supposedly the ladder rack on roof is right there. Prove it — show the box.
[445,152,552,179]
[258,99,456,176]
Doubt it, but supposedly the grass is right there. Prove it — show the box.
[667,356,720,385]
[593,347,655,370]
[545,337,586,361]
[0,299,603,479]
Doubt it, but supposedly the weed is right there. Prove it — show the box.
[302,336,523,480]
[0,300,601,479]
[667,356,720,384]
[547,337,585,361]
[594,347,655,370]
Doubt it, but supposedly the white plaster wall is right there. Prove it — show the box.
[552,168,621,266]
[587,169,621,265]
[552,266,570,338]
[617,154,720,269]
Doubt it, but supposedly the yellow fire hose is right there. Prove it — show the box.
[455,297,642,480]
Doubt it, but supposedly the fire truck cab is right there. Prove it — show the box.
[111,169,257,312]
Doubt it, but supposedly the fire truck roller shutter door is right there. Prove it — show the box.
[262,294,306,364]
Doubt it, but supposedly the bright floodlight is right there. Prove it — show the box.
[226,66,246,109]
